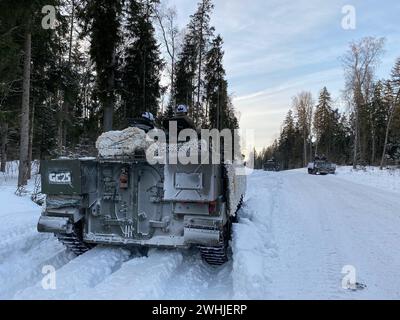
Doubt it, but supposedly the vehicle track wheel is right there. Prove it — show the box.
[199,218,233,266]
[56,221,95,256]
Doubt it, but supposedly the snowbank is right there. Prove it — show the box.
[232,170,278,299]
[335,166,400,194]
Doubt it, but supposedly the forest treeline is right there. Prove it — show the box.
[0,0,239,187]
[255,38,400,171]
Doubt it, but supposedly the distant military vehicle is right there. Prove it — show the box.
[328,163,336,174]
[308,156,336,175]
[37,108,246,265]
[263,159,280,172]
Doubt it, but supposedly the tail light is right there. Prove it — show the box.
[208,201,217,214]
[119,168,129,189]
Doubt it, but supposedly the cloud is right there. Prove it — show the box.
[234,68,345,150]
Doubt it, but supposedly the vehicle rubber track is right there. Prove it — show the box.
[199,245,228,266]
[56,233,93,256]
[199,194,244,266]
[55,222,94,256]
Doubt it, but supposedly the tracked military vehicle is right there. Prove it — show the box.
[263,159,280,172]
[307,156,335,175]
[38,109,246,265]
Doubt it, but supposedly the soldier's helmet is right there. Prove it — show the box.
[176,104,188,115]
[141,111,155,122]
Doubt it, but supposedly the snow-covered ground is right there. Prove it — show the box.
[0,162,74,299]
[335,165,400,194]
[1,163,400,300]
[234,167,400,299]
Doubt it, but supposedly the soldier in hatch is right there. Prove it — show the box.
[163,104,196,133]
[129,111,156,132]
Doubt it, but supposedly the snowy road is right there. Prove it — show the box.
[1,166,400,299]
[234,169,400,299]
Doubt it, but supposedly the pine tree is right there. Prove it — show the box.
[367,81,387,163]
[78,0,123,132]
[329,110,351,164]
[57,0,78,150]
[0,0,36,187]
[204,35,225,129]
[381,58,400,168]
[174,0,214,125]
[19,11,32,186]
[390,58,400,163]
[119,0,163,126]
[279,110,296,169]
[313,87,334,158]
[0,0,23,172]
[174,36,196,111]
[391,57,400,91]
[33,1,71,158]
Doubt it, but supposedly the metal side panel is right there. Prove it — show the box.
[87,162,166,241]
[40,159,97,195]
[163,164,220,202]
[41,160,82,195]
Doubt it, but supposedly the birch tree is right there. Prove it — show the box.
[342,37,385,169]
[155,3,180,114]
[293,91,314,166]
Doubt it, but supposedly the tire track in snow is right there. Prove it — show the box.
[258,170,400,299]
[267,174,341,299]
[72,249,183,300]
[310,175,400,298]
[0,234,73,299]
[164,249,233,300]
[0,172,77,299]
[0,218,45,260]
[15,246,130,300]
[0,189,77,299]
[0,192,45,262]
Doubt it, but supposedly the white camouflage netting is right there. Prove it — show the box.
[96,127,152,158]
[96,128,211,160]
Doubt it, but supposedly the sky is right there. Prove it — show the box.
[165,0,400,151]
